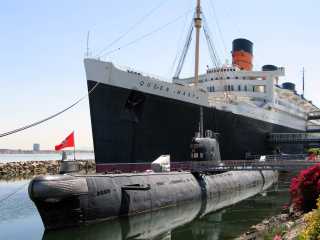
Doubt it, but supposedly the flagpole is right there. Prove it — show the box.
[73,131,76,161]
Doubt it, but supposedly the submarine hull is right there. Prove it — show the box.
[29,171,277,230]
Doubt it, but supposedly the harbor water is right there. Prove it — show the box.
[0,173,291,240]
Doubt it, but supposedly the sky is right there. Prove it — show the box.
[1,0,320,150]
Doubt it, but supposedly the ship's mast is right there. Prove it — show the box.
[193,0,204,137]
[193,0,202,85]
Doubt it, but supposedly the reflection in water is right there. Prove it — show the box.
[172,190,289,240]
[43,179,273,240]
[43,201,201,240]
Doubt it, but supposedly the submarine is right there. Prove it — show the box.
[28,136,278,230]
[42,174,272,240]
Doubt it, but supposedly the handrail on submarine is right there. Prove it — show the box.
[190,159,320,172]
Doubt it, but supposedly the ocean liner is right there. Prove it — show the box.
[84,1,320,172]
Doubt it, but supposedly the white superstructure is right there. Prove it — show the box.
[176,65,320,131]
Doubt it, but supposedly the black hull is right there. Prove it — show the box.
[88,80,303,168]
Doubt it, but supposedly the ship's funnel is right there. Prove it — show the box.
[232,38,253,71]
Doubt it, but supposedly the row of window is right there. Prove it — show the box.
[207,85,252,92]
[202,76,248,82]
[207,68,237,73]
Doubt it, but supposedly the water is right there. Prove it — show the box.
[0,152,94,163]
[0,174,291,240]
[0,180,43,239]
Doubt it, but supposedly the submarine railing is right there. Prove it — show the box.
[190,159,320,172]
[95,152,319,173]
[97,159,319,174]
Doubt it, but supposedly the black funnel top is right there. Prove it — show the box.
[232,38,253,55]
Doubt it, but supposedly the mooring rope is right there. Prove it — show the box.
[0,182,29,205]
[0,82,99,138]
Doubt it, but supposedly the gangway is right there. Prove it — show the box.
[308,111,320,120]
[268,133,320,144]
[307,129,320,133]
[305,109,320,132]
[307,124,320,133]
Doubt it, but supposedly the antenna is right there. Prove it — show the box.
[302,67,305,97]
[86,31,91,57]
[193,0,204,138]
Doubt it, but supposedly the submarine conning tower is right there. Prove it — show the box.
[232,38,253,71]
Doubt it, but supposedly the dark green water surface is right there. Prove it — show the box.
[0,174,291,240]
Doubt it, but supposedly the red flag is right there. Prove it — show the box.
[55,132,75,151]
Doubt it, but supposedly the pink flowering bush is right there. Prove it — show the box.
[290,164,320,212]
[273,235,282,240]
